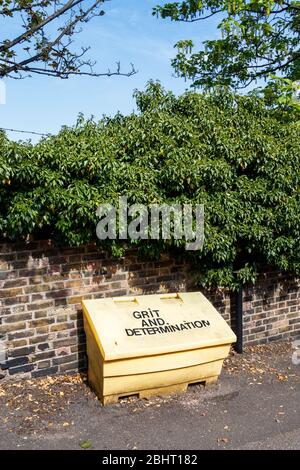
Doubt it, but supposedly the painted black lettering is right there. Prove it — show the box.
[125,329,134,336]
[159,326,171,333]
[147,328,156,335]
[132,311,141,319]
[171,324,180,331]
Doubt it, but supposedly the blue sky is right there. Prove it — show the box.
[0,0,220,142]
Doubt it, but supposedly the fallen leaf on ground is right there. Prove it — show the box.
[79,440,92,449]
[217,437,229,443]
[276,373,288,382]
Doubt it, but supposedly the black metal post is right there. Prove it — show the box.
[234,284,243,354]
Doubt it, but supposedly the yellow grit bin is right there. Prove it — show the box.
[82,292,236,405]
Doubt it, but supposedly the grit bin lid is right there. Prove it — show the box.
[82,291,236,362]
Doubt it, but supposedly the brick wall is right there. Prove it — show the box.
[0,240,299,379]
[243,271,300,344]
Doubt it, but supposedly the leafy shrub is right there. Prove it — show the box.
[1,82,299,288]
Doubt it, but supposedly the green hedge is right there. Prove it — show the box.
[1,82,299,288]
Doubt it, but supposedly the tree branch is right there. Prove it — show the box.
[0,2,48,15]
[3,1,99,75]
[175,10,223,22]
[284,1,300,11]
[0,0,85,53]
[14,64,137,78]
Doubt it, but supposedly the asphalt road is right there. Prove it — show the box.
[0,342,299,450]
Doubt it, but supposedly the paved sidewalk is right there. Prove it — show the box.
[0,341,299,450]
